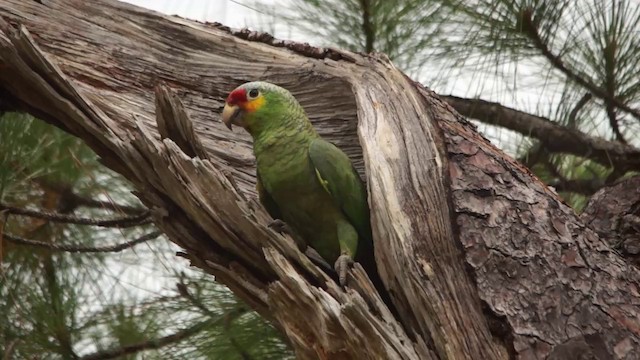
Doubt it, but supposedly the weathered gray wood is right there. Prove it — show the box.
[155,84,209,160]
[0,1,639,359]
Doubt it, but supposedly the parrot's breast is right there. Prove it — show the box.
[256,143,346,262]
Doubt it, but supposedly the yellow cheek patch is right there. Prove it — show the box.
[244,96,265,113]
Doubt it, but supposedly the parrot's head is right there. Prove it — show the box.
[222,81,306,137]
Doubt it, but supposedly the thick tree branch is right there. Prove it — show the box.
[4,230,163,253]
[442,95,640,171]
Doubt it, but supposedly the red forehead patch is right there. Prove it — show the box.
[226,88,247,105]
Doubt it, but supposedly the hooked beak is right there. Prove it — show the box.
[222,103,244,131]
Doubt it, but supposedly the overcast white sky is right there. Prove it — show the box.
[122,0,272,29]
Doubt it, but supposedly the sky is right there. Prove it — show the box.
[122,0,276,30]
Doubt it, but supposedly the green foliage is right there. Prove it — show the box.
[279,0,447,75]
[0,112,95,199]
[438,0,640,137]
[0,113,291,359]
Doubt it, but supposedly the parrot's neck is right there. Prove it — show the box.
[252,120,317,153]
[252,120,317,168]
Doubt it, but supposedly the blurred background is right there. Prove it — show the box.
[1,0,638,358]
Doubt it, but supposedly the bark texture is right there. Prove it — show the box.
[581,176,640,268]
[0,1,639,359]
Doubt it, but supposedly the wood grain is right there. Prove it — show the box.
[1,1,639,359]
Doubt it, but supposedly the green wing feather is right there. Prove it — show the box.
[256,170,282,220]
[308,138,372,245]
[309,139,389,301]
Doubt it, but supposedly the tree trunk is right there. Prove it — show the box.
[1,1,639,359]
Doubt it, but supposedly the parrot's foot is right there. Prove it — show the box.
[305,247,333,274]
[334,253,354,287]
[267,219,290,234]
[268,219,306,250]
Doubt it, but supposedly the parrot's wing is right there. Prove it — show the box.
[256,170,282,220]
[308,138,371,241]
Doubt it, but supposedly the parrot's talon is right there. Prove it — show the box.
[305,247,334,273]
[267,219,289,234]
[334,254,354,287]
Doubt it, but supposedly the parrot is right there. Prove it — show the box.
[221,81,381,289]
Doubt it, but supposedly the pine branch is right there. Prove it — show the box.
[79,319,213,360]
[0,203,151,228]
[34,178,146,215]
[358,0,375,52]
[442,95,640,172]
[548,178,603,196]
[606,105,625,143]
[520,7,640,121]
[518,146,602,195]
[567,93,592,129]
[66,192,146,215]
[223,307,253,360]
[542,158,602,196]
[2,339,18,360]
[176,280,219,318]
[3,231,163,253]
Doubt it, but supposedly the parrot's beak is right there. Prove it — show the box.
[222,103,244,131]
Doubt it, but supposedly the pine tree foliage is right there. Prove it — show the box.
[0,113,291,359]
[272,0,640,209]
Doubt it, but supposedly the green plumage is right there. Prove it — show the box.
[232,81,374,272]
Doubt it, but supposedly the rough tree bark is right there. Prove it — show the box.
[0,1,639,359]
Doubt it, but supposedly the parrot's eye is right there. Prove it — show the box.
[248,88,260,99]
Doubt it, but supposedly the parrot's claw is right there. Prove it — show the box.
[334,253,354,287]
[267,219,290,234]
[305,247,333,273]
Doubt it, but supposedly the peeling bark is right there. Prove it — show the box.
[0,1,639,359]
[582,176,640,268]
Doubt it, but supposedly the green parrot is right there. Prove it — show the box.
[221,81,379,288]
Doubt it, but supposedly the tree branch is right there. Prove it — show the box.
[0,203,151,227]
[176,279,254,359]
[442,95,640,171]
[567,93,592,129]
[223,307,254,360]
[79,319,212,360]
[176,280,221,318]
[4,230,163,253]
[520,7,640,121]
[64,192,146,215]
[517,145,602,195]
[548,178,603,196]
[2,339,18,360]
[358,0,375,53]
[33,178,146,215]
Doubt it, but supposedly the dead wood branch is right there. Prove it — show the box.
[0,1,638,359]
